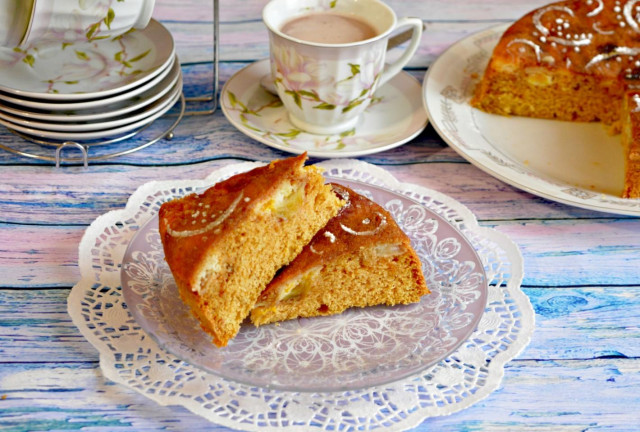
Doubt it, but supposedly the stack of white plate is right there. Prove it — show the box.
[0,19,182,143]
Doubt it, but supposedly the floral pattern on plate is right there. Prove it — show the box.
[0,19,174,100]
[221,59,428,158]
[0,58,180,122]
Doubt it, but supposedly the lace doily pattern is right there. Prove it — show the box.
[69,160,533,431]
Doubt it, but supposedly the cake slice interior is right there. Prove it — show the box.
[251,183,429,326]
[622,90,640,198]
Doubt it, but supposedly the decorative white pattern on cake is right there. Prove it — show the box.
[164,192,244,237]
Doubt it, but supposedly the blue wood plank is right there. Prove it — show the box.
[1,0,638,429]
[489,219,640,287]
[0,63,453,168]
[2,287,640,363]
[2,213,640,288]
[522,287,640,360]
[0,359,638,431]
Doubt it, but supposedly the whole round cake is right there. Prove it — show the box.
[471,0,640,198]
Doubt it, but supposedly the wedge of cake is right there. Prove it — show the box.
[622,90,640,198]
[250,183,429,326]
[470,0,640,198]
[158,154,344,346]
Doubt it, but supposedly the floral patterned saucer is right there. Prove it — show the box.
[0,19,174,101]
[0,81,181,141]
[0,75,182,133]
[221,59,428,158]
[0,55,177,111]
[0,58,181,122]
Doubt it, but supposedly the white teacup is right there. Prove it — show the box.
[263,0,423,135]
[20,0,155,47]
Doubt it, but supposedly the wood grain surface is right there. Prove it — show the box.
[0,0,638,431]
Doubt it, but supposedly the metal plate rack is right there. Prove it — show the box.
[0,0,219,167]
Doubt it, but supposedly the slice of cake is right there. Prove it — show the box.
[250,183,429,326]
[470,0,640,198]
[158,154,344,346]
[622,90,640,198]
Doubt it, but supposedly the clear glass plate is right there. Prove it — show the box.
[120,178,488,392]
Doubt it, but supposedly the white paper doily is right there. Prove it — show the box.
[68,159,533,431]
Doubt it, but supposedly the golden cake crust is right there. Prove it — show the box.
[159,154,305,291]
[471,0,640,126]
[623,91,640,198]
[250,183,429,326]
[482,1,640,79]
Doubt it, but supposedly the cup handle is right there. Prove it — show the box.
[378,17,424,87]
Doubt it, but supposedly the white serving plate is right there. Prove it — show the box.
[423,24,640,216]
[0,85,181,141]
[0,54,178,111]
[0,75,182,132]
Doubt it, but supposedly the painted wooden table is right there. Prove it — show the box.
[1,0,640,430]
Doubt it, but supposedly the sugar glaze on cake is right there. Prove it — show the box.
[482,1,640,78]
[472,0,640,126]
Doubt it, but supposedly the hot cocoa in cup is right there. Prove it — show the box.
[280,12,378,44]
